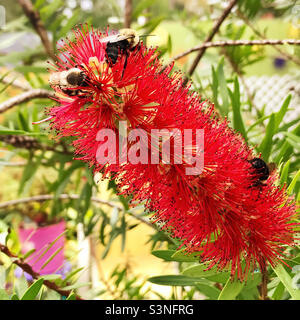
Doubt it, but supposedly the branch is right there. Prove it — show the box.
[17,0,56,61]
[171,39,300,63]
[0,243,83,300]
[0,89,55,113]
[0,194,157,230]
[124,0,133,28]
[0,135,73,156]
[236,10,300,66]
[0,75,33,91]
[183,0,238,85]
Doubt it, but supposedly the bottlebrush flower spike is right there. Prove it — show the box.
[44,24,297,280]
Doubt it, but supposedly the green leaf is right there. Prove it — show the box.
[171,249,201,262]
[61,267,84,286]
[51,161,85,197]
[0,77,16,95]
[217,58,229,116]
[34,0,46,9]
[258,113,275,162]
[76,182,92,222]
[275,124,300,163]
[121,213,126,252]
[22,248,36,260]
[132,0,157,19]
[41,274,62,281]
[182,264,230,282]
[141,16,165,35]
[151,250,176,261]
[217,278,245,300]
[228,76,246,138]
[148,275,205,286]
[282,132,300,151]
[195,283,221,300]
[272,264,300,300]
[211,66,220,110]
[21,278,44,300]
[40,0,63,20]
[272,281,285,300]
[246,115,271,133]
[258,95,292,161]
[15,66,47,74]
[286,170,300,195]
[274,95,292,130]
[18,111,30,132]
[0,289,10,300]
[101,228,118,259]
[0,126,46,136]
[66,292,77,300]
[18,155,42,195]
[280,160,290,186]
[61,282,91,291]
[166,34,172,54]
[57,10,80,39]
[31,231,66,267]
[10,294,20,300]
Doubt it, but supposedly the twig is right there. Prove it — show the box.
[0,89,55,113]
[183,0,238,85]
[124,0,133,28]
[0,194,157,230]
[0,243,83,300]
[172,39,300,63]
[0,76,32,91]
[0,135,73,156]
[18,0,56,61]
[236,9,300,66]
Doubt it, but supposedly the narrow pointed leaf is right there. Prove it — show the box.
[148,275,205,286]
[272,264,300,300]
[21,278,44,300]
[39,247,63,271]
[218,278,245,300]
[258,113,275,162]
[286,170,300,195]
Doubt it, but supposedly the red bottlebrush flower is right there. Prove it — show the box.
[44,24,297,280]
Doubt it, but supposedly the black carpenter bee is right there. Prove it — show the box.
[248,157,276,187]
[49,66,89,97]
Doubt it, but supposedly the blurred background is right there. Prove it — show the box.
[0,0,299,300]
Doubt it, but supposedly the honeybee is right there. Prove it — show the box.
[49,66,89,96]
[248,157,276,187]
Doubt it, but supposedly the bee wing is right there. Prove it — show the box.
[99,34,120,43]
[100,34,134,44]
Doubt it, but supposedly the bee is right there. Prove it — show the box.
[49,66,89,97]
[99,28,143,78]
[248,157,276,187]
[101,28,140,64]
